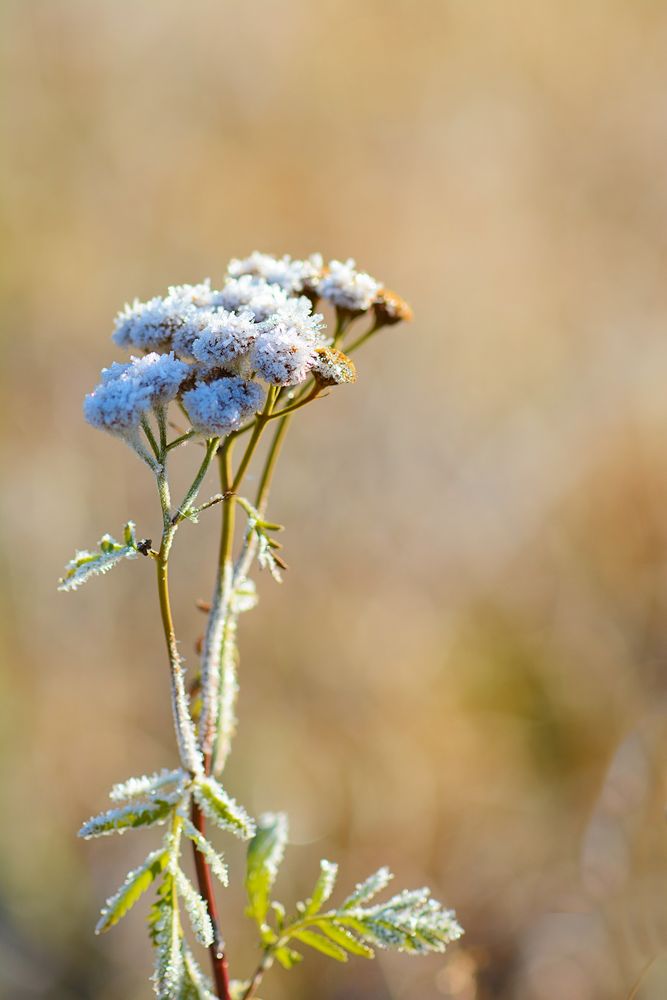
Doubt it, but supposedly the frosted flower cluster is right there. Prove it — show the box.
[85,252,404,446]
[84,353,189,433]
[317,258,381,313]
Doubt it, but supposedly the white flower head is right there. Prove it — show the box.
[227,252,323,294]
[250,327,316,387]
[84,353,189,434]
[164,279,222,311]
[317,258,381,313]
[191,310,260,368]
[218,276,290,322]
[183,376,265,437]
[273,296,326,341]
[112,296,191,352]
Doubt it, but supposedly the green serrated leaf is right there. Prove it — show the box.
[274,946,303,970]
[246,812,288,926]
[123,521,137,547]
[79,796,176,839]
[96,848,169,934]
[193,776,255,840]
[182,819,228,886]
[319,921,374,958]
[151,873,184,999]
[175,870,214,948]
[291,928,348,962]
[340,867,393,909]
[304,860,338,916]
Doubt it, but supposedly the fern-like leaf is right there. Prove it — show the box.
[58,523,141,591]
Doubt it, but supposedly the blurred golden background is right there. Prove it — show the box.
[3,2,667,998]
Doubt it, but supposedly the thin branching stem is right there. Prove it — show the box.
[231,387,277,492]
[345,318,383,354]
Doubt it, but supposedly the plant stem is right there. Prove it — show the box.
[231,388,277,492]
[191,797,232,1000]
[198,440,236,761]
[242,955,272,1000]
[256,414,292,513]
[172,438,219,524]
[344,318,383,354]
[155,475,202,776]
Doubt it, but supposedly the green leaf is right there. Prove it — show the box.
[150,874,184,999]
[175,870,214,948]
[341,866,393,909]
[291,928,348,962]
[109,769,186,803]
[96,848,169,934]
[183,949,217,1000]
[193,776,255,840]
[58,524,140,592]
[274,946,303,970]
[304,860,338,916]
[318,921,374,959]
[246,812,288,925]
[182,818,228,886]
[78,796,176,838]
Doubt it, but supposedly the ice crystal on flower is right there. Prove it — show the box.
[191,310,260,368]
[318,258,381,312]
[84,353,189,433]
[250,327,316,386]
[218,276,290,321]
[183,376,264,437]
[112,297,188,352]
[227,252,323,294]
[248,298,324,386]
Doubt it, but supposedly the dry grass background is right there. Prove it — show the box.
[3,2,667,998]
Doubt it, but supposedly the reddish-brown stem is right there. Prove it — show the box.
[191,757,231,1000]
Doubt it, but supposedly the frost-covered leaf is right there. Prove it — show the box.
[58,523,140,592]
[291,928,348,962]
[109,769,186,803]
[78,795,178,839]
[304,860,338,916]
[193,776,255,840]
[273,865,462,971]
[150,875,184,999]
[182,818,228,886]
[245,812,288,926]
[175,870,214,948]
[341,867,393,909]
[183,949,217,1000]
[96,848,169,934]
[339,887,463,955]
[257,532,283,582]
[231,577,258,614]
